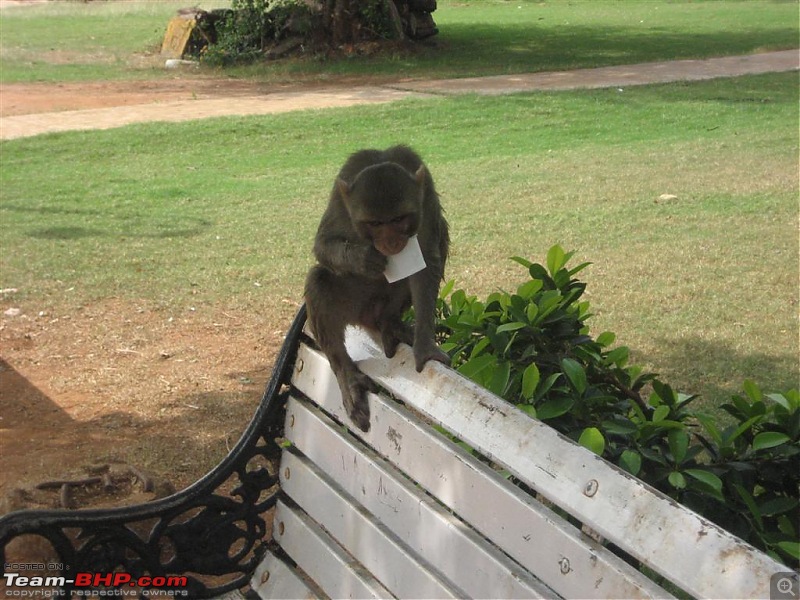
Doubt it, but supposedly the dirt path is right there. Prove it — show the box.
[1,50,797,140]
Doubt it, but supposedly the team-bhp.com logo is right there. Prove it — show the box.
[3,571,188,597]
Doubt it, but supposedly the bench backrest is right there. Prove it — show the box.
[253,325,786,599]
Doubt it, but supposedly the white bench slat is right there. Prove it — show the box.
[330,327,786,600]
[292,343,672,600]
[272,500,392,599]
[278,447,463,599]
[284,396,554,599]
[249,548,320,600]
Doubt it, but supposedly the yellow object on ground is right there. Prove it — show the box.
[161,16,196,59]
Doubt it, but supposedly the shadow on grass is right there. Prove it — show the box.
[2,205,212,241]
[28,226,106,240]
[640,336,798,413]
[27,223,211,240]
[431,23,798,76]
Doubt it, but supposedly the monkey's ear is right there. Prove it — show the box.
[414,165,428,201]
[336,177,351,200]
[414,165,427,188]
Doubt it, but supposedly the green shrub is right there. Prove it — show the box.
[202,0,316,65]
[201,0,402,65]
[202,0,273,65]
[435,246,799,566]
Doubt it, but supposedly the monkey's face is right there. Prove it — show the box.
[339,162,423,256]
[359,213,418,256]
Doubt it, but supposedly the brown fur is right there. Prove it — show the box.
[305,145,449,431]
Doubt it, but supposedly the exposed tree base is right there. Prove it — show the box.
[172,1,438,64]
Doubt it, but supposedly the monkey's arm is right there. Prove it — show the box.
[408,262,450,372]
[314,231,387,278]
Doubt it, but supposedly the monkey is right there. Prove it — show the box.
[304,145,450,432]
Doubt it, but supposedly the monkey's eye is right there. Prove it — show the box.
[391,215,407,224]
[365,220,383,228]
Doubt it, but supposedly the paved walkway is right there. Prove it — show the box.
[1,50,797,140]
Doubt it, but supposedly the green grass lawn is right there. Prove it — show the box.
[0,0,797,83]
[1,72,797,410]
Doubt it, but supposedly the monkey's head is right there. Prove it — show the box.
[338,162,426,257]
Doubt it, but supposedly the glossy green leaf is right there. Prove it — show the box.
[758,497,798,517]
[732,394,752,414]
[528,263,549,281]
[778,515,797,537]
[567,261,592,277]
[521,363,540,400]
[517,278,543,300]
[526,302,539,323]
[652,381,677,406]
[641,419,685,434]
[457,354,495,380]
[535,372,562,401]
[496,321,527,333]
[726,415,762,445]
[668,429,689,464]
[668,471,686,489]
[546,244,566,276]
[488,360,511,396]
[752,431,790,451]
[536,396,575,420]
[596,331,616,347]
[510,256,532,269]
[743,379,763,402]
[777,541,800,560]
[684,469,723,492]
[469,336,492,359]
[734,484,763,530]
[619,450,642,476]
[439,278,455,300]
[640,447,668,466]
[605,346,629,367]
[766,393,793,411]
[652,405,670,422]
[579,427,606,456]
[602,418,638,435]
[536,290,563,321]
[561,357,587,395]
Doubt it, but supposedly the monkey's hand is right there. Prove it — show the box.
[413,342,451,373]
[348,243,387,279]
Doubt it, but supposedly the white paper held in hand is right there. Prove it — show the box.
[384,234,426,283]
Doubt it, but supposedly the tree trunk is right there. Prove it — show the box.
[329,0,355,46]
[320,0,437,46]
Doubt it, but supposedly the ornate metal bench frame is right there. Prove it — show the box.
[0,306,309,598]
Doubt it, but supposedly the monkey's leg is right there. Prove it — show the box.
[305,267,374,432]
[408,267,450,372]
[377,288,413,359]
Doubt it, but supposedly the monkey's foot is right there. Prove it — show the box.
[381,323,414,359]
[413,344,451,373]
[340,371,374,433]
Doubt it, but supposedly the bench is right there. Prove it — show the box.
[0,305,788,598]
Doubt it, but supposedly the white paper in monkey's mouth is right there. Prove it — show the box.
[384,235,426,283]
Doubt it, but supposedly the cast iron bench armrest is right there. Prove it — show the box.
[0,307,307,598]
